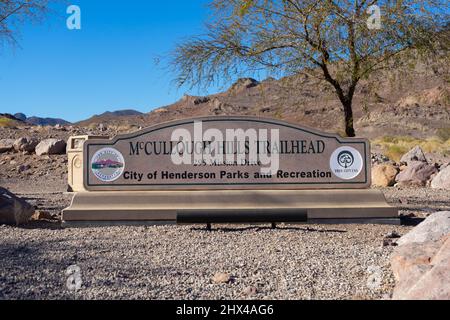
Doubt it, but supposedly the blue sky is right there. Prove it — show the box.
[0,0,238,122]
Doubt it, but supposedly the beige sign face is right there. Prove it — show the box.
[84,117,371,191]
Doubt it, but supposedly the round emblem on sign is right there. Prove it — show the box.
[330,146,363,180]
[91,148,125,182]
[337,151,355,169]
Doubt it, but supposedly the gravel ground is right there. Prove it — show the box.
[1,166,449,300]
[0,222,407,300]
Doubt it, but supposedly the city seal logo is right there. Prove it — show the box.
[330,146,363,180]
[91,148,125,182]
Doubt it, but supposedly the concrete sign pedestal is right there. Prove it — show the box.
[63,189,398,227]
[62,117,399,227]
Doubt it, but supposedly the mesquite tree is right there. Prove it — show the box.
[0,0,51,46]
[171,0,449,137]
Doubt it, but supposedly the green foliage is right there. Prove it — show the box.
[238,0,254,17]
[436,128,450,141]
[385,145,409,162]
[372,135,450,161]
[0,0,51,46]
[170,0,449,137]
[172,0,449,88]
[0,117,16,128]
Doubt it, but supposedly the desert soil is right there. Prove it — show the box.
[1,163,450,300]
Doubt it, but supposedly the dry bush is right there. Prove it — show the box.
[372,135,450,161]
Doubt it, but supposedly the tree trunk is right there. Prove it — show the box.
[343,100,356,137]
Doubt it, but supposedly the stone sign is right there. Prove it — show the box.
[83,117,371,191]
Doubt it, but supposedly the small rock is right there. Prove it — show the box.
[31,210,55,221]
[17,164,31,173]
[0,139,15,153]
[243,286,258,296]
[385,231,401,239]
[400,146,427,165]
[212,272,232,284]
[383,239,398,247]
[371,153,391,165]
[54,124,67,131]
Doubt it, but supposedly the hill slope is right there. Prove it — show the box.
[79,59,449,139]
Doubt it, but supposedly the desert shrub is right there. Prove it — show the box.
[385,145,409,162]
[87,123,98,130]
[372,135,450,161]
[436,128,450,141]
[0,118,16,128]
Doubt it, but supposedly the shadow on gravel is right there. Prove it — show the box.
[400,216,425,226]
[191,225,347,233]
[0,240,75,299]
[19,221,62,230]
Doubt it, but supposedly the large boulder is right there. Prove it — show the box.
[400,146,427,165]
[35,139,67,156]
[395,161,438,187]
[0,188,35,226]
[0,139,15,153]
[431,165,450,190]
[391,235,450,300]
[372,164,399,187]
[397,211,450,246]
[391,212,450,300]
[13,137,39,153]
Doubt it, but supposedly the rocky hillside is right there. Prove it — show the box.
[2,55,449,140]
[76,109,144,127]
[72,59,449,140]
[12,113,71,126]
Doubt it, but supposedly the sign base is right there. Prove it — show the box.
[62,189,399,227]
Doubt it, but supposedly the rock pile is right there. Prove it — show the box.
[371,146,450,190]
[0,137,66,155]
[13,137,39,153]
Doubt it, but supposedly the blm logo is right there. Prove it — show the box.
[330,147,363,180]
